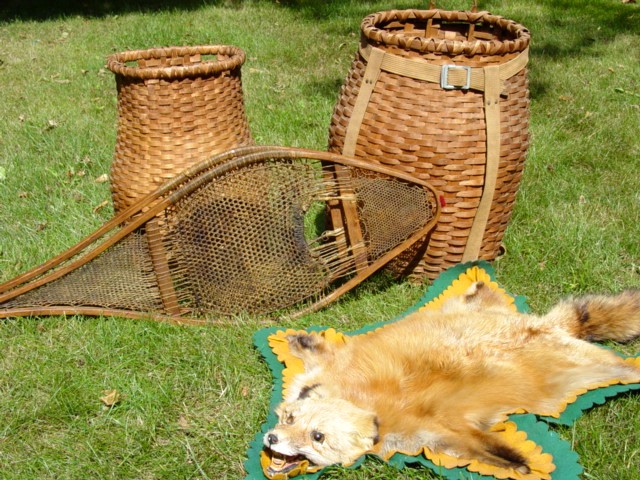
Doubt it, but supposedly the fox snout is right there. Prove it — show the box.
[262,428,291,451]
[262,426,304,460]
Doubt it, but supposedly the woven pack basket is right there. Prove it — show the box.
[328,3,530,280]
[107,45,254,212]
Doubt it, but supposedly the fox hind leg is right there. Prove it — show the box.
[437,427,530,474]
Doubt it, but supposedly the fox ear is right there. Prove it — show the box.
[441,281,512,313]
[287,333,327,356]
[348,409,380,451]
[296,383,324,400]
[462,281,511,309]
[461,281,486,301]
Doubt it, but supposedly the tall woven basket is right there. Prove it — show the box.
[107,45,254,212]
[328,4,530,280]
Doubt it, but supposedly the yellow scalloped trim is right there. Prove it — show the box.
[625,356,640,369]
[419,265,516,312]
[420,420,555,480]
[534,370,640,419]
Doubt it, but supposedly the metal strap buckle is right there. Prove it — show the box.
[440,65,471,90]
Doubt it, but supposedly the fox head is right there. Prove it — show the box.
[263,396,379,475]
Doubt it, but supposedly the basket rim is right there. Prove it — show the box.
[361,9,530,57]
[106,45,246,80]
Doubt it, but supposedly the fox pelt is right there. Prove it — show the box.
[263,282,640,477]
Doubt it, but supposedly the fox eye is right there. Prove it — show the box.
[284,414,294,425]
[311,430,325,443]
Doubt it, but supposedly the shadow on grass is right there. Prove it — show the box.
[4,0,636,103]
[0,0,392,22]
[0,0,224,21]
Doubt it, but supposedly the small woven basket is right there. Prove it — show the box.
[328,3,530,279]
[107,45,254,212]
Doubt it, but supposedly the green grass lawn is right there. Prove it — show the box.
[1,0,639,478]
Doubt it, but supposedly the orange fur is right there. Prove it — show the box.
[263,284,640,476]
